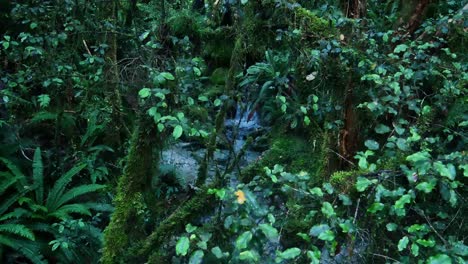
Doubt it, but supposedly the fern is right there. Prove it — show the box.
[45,163,87,210]
[49,204,92,219]
[0,208,30,221]
[54,184,106,210]
[0,235,47,264]
[32,148,44,204]
[0,157,27,186]
[0,224,35,240]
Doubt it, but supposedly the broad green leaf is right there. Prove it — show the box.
[321,202,335,218]
[239,250,258,261]
[176,236,190,256]
[398,236,409,251]
[279,248,301,259]
[310,224,330,237]
[395,194,411,209]
[185,224,197,233]
[386,223,397,231]
[309,187,323,197]
[394,44,408,53]
[307,250,321,264]
[375,124,391,134]
[211,247,224,259]
[367,203,384,213]
[411,243,419,256]
[214,98,222,107]
[235,231,252,250]
[189,250,204,264]
[433,161,455,180]
[356,177,373,192]
[365,140,379,150]
[427,254,452,264]
[416,239,435,247]
[173,125,183,139]
[416,182,435,193]
[161,72,175,80]
[259,223,279,242]
[138,88,151,98]
[193,67,201,76]
[318,230,335,241]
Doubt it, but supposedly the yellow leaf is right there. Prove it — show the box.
[235,190,246,204]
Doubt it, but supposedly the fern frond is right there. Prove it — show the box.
[0,158,27,186]
[0,235,47,264]
[53,184,106,210]
[0,224,35,240]
[0,208,31,221]
[46,163,86,210]
[48,204,91,220]
[0,189,29,215]
[32,148,44,204]
[30,111,57,124]
[0,175,19,195]
[82,202,113,212]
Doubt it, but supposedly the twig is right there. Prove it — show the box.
[353,198,360,224]
[371,253,402,263]
[328,148,356,167]
[420,210,448,246]
[82,39,92,56]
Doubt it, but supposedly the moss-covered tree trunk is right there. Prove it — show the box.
[101,122,160,264]
[103,0,126,149]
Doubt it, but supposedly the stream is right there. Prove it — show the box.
[160,102,262,186]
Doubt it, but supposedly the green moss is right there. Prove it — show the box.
[182,105,209,122]
[241,132,327,183]
[102,125,160,264]
[202,27,236,66]
[294,7,334,37]
[330,170,361,194]
[210,68,229,85]
[139,186,216,262]
[168,10,205,40]
[202,85,224,98]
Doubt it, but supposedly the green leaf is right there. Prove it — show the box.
[32,148,44,204]
[395,194,411,209]
[235,231,252,250]
[176,236,190,256]
[37,94,50,108]
[214,99,222,107]
[398,236,409,251]
[279,248,301,259]
[375,124,391,134]
[160,72,175,80]
[239,250,258,261]
[241,0,249,4]
[310,224,330,237]
[318,230,335,241]
[2,41,9,49]
[259,223,279,242]
[321,202,335,218]
[307,250,321,264]
[394,44,408,53]
[367,202,384,213]
[416,182,436,193]
[411,243,419,256]
[30,22,38,29]
[356,177,373,192]
[427,254,452,264]
[365,140,379,150]
[211,247,224,259]
[309,187,323,197]
[433,161,455,180]
[185,224,197,233]
[138,88,151,98]
[193,67,201,76]
[416,239,435,247]
[189,250,204,264]
[173,125,183,139]
[386,223,397,231]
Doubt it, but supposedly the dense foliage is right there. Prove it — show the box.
[0,0,466,263]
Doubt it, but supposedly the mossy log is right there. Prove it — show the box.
[139,186,216,262]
